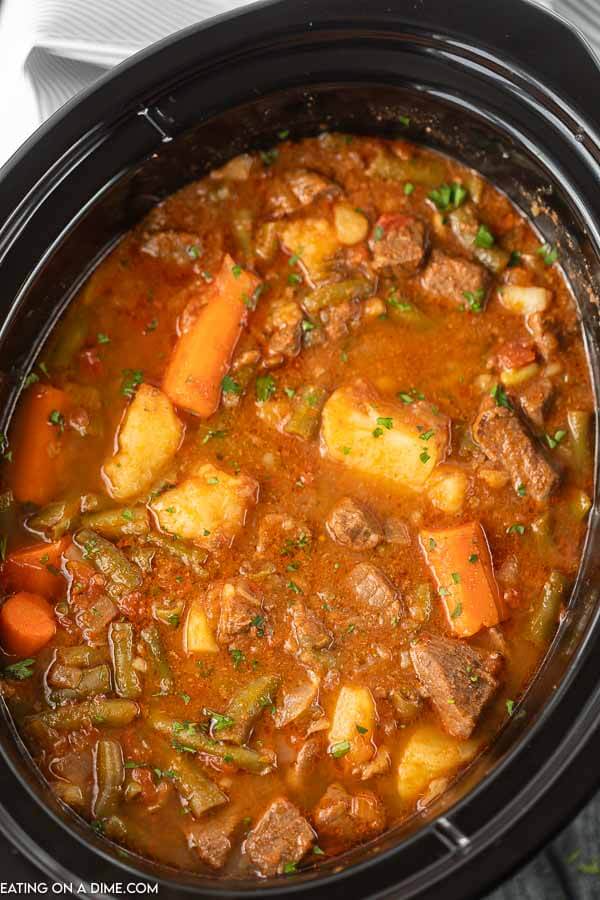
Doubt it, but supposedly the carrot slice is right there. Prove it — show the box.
[419,521,506,637]
[9,384,71,505]
[0,591,56,656]
[162,255,260,417]
[2,538,68,599]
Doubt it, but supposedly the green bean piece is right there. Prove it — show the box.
[284,386,327,440]
[152,598,185,629]
[447,207,508,273]
[141,624,174,694]
[128,546,155,574]
[530,511,555,555]
[165,752,228,819]
[148,712,275,774]
[567,488,592,521]
[303,278,373,317]
[48,665,112,704]
[527,571,569,646]
[255,221,279,263]
[216,674,280,745]
[28,698,138,732]
[567,410,593,472]
[387,299,434,331]
[109,622,142,699]
[231,208,254,265]
[48,663,83,690]
[474,244,510,274]
[93,738,124,818]
[81,507,150,539]
[74,529,142,599]
[143,531,208,577]
[56,645,110,668]
[28,495,81,540]
[367,151,446,186]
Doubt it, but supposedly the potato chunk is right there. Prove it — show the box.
[427,465,468,513]
[185,599,219,654]
[102,384,183,501]
[281,217,340,285]
[396,724,477,805]
[151,463,258,550]
[328,685,376,766]
[320,380,450,491]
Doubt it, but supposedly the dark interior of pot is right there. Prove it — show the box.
[0,77,599,897]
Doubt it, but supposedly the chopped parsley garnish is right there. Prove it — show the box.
[278,129,290,140]
[221,374,242,395]
[474,224,495,248]
[1,658,35,680]
[288,272,302,286]
[97,332,110,344]
[373,224,385,242]
[428,182,468,212]
[398,115,411,127]
[341,445,352,455]
[468,553,479,563]
[229,648,245,669]
[301,319,315,332]
[372,427,384,438]
[506,699,515,716]
[283,863,297,875]
[207,710,235,732]
[250,614,266,636]
[376,416,393,430]
[419,449,431,464]
[255,374,276,402]
[187,244,201,259]
[490,383,512,410]
[180,693,191,705]
[538,242,558,266]
[517,483,527,497]
[450,602,463,619]
[451,572,461,584]
[507,250,522,268]
[420,429,435,441]
[202,429,227,444]
[260,148,279,167]
[356,724,368,735]
[287,580,303,594]
[121,509,134,521]
[313,846,325,856]
[404,182,415,196]
[206,477,219,485]
[507,523,526,535]
[463,288,485,313]
[330,740,351,758]
[545,429,567,449]
[429,537,437,550]
[231,264,242,278]
[48,409,65,431]
[121,368,144,398]
[388,292,412,312]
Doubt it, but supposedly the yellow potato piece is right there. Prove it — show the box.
[333,202,369,245]
[102,384,183,501]
[328,685,376,765]
[185,599,219,654]
[397,724,477,805]
[151,462,258,550]
[281,216,340,285]
[427,465,468,513]
[320,380,450,492]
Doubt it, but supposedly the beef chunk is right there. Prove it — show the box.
[205,578,263,644]
[410,633,502,739]
[369,214,428,273]
[421,249,488,307]
[320,299,360,341]
[245,798,314,876]
[286,169,337,206]
[313,783,386,851]
[185,820,233,870]
[287,603,332,652]
[495,340,537,372]
[348,563,398,609]
[473,396,559,501]
[256,514,311,556]
[264,300,303,358]
[519,378,554,429]
[325,497,383,550]
[139,230,202,266]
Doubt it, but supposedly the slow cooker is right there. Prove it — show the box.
[0,1,599,897]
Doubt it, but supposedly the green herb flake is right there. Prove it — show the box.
[538,242,558,266]
[97,333,110,344]
[373,225,385,242]
[278,129,290,140]
[404,182,415,196]
[180,692,191,705]
[468,553,479,564]
[450,602,463,619]
[507,523,526,535]
[508,250,522,268]
[1,658,35,680]
[474,224,495,248]
[490,383,512,410]
[451,572,461,584]
[48,410,65,431]
[463,288,486,313]
[506,699,515,716]
[229,648,245,669]
[356,724,368,735]
[419,449,431,464]
[376,416,393,430]
[517,483,527,497]
[221,374,242,395]
[545,429,567,450]
[283,863,297,875]
[121,368,144,398]
[260,148,279,167]
[330,740,351,759]
[287,579,303,594]
[429,181,468,212]
[372,427,384,439]
[256,374,277,402]
[231,264,243,279]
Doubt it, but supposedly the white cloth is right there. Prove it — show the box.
[0,0,598,167]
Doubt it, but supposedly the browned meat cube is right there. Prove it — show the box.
[245,798,315,876]
[139,230,203,266]
[320,299,360,341]
[264,299,303,358]
[286,169,337,206]
[473,396,559,501]
[348,563,398,610]
[519,378,554,428]
[208,578,263,644]
[256,514,311,556]
[185,819,233,870]
[410,632,503,739]
[287,603,332,653]
[421,249,488,307]
[325,497,382,550]
[369,214,428,273]
[313,783,386,851]
[494,340,537,371]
